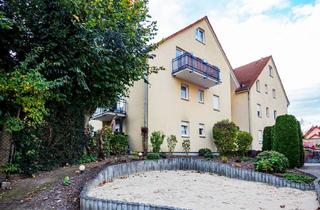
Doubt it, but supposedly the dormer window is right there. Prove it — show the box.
[196,28,205,43]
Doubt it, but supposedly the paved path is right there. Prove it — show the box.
[300,163,320,177]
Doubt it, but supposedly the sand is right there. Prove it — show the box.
[87,170,318,210]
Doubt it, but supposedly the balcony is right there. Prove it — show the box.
[92,100,127,121]
[172,52,221,88]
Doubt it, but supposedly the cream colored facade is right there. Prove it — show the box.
[231,58,289,150]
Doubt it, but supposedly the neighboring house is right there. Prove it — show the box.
[304,126,320,148]
[90,16,290,153]
[231,56,290,150]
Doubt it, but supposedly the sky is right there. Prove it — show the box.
[148,0,320,130]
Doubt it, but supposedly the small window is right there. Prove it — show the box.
[213,95,220,111]
[256,80,260,92]
[266,107,270,118]
[269,65,273,77]
[258,130,263,144]
[274,110,277,120]
[257,104,262,118]
[196,28,205,43]
[176,47,184,58]
[265,84,268,94]
[181,84,189,100]
[272,89,276,99]
[181,121,190,137]
[198,90,204,103]
[199,123,205,137]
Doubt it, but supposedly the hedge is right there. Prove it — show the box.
[262,126,273,151]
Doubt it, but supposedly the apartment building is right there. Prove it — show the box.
[231,56,289,150]
[91,16,289,152]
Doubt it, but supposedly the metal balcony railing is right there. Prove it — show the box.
[92,100,127,119]
[172,52,220,81]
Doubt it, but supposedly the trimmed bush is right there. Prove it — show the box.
[262,126,273,151]
[150,131,165,153]
[254,150,289,173]
[146,153,160,160]
[212,120,238,154]
[272,115,301,168]
[198,148,212,156]
[109,133,129,156]
[297,121,305,167]
[236,131,253,156]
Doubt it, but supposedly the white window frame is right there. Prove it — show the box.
[257,104,262,118]
[258,130,263,144]
[196,28,205,43]
[266,107,270,118]
[199,123,205,138]
[180,121,190,137]
[213,95,220,111]
[256,80,260,92]
[180,84,189,100]
[265,84,268,94]
[269,65,273,77]
[272,89,276,99]
[198,90,204,103]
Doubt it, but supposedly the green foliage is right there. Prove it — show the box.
[109,133,129,156]
[198,148,212,156]
[182,139,191,156]
[272,115,301,168]
[146,153,160,160]
[150,131,165,153]
[220,156,228,163]
[204,152,214,159]
[297,121,305,167]
[283,172,315,184]
[166,135,177,155]
[2,163,21,175]
[262,126,273,151]
[78,154,97,164]
[236,131,253,156]
[254,151,289,173]
[63,176,71,186]
[212,120,239,154]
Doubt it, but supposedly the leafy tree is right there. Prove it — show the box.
[262,126,273,151]
[150,131,165,153]
[167,135,177,156]
[182,139,191,156]
[236,131,253,156]
[272,115,301,168]
[212,120,239,154]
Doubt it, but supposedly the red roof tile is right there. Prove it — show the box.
[234,56,272,92]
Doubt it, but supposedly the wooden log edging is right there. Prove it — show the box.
[80,158,315,210]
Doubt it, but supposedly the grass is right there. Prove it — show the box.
[283,172,315,184]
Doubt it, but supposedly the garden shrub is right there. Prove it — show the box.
[2,163,21,177]
[262,126,273,151]
[150,131,165,153]
[236,131,253,156]
[182,139,191,156]
[272,115,301,168]
[254,150,289,173]
[212,120,238,154]
[283,172,315,184]
[109,132,129,156]
[78,154,97,164]
[167,135,177,155]
[204,152,214,159]
[198,148,212,156]
[297,121,305,167]
[146,153,160,160]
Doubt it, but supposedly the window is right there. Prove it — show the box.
[266,107,270,118]
[176,47,184,58]
[272,89,276,99]
[199,123,205,137]
[257,104,262,118]
[181,121,190,137]
[181,84,189,100]
[256,80,260,92]
[265,84,268,94]
[196,28,205,43]
[213,95,220,111]
[274,110,277,120]
[198,90,204,103]
[269,65,273,77]
[258,130,263,144]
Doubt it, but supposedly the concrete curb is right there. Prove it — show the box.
[81,158,315,210]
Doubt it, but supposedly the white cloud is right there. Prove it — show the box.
[238,0,290,15]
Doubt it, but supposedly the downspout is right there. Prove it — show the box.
[247,90,253,149]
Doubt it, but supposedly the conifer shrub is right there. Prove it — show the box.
[262,126,273,151]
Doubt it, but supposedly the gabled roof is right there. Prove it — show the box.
[304,126,320,139]
[158,16,240,88]
[234,56,290,105]
[234,56,271,92]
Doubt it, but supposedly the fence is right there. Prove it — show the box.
[81,158,315,210]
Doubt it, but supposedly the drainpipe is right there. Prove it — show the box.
[247,90,253,149]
